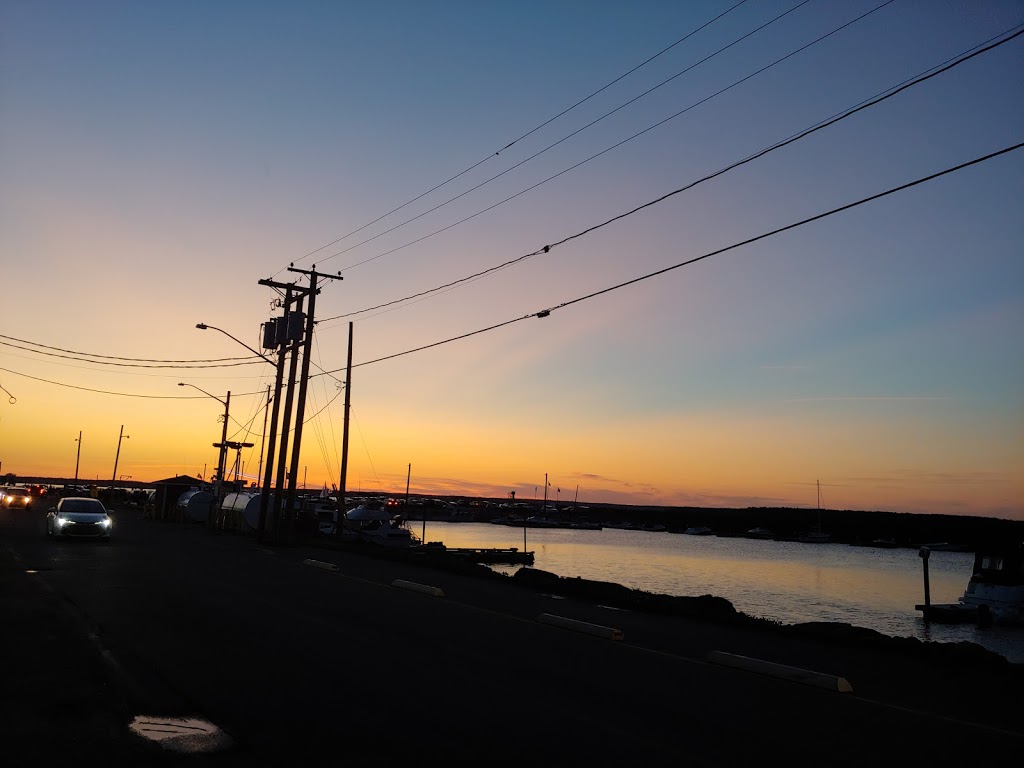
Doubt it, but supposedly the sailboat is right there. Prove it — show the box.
[798,480,831,543]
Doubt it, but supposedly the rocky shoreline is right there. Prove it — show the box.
[316,535,1022,670]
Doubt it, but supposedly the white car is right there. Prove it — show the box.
[2,487,32,508]
[46,497,113,539]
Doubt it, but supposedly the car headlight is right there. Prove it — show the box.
[57,517,73,527]
[101,518,112,528]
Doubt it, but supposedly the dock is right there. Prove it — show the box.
[916,602,991,627]
[426,545,534,565]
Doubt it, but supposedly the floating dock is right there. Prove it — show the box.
[426,546,534,565]
[916,602,991,626]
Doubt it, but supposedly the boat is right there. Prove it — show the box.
[918,541,972,552]
[959,543,1024,626]
[869,538,900,549]
[640,523,667,532]
[743,527,775,540]
[798,480,831,543]
[339,499,420,548]
[604,521,641,530]
[683,526,714,536]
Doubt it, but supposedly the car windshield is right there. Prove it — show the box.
[9,490,28,497]
[62,500,105,513]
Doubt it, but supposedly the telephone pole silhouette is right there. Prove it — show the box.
[256,265,342,543]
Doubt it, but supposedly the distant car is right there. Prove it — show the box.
[46,497,112,539]
[2,487,32,508]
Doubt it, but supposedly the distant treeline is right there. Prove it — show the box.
[439,499,1023,549]
[13,476,1022,549]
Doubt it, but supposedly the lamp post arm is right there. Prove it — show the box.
[177,382,227,407]
[196,323,275,365]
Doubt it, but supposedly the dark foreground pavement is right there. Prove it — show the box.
[3,503,1022,767]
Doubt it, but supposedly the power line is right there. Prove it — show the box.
[0,347,281,381]
[311,141,1023,373]
[0,333,263,364]
[535,26,1024,256]
[0,339,270,369]
[276,0,753,278]
[545,142,1024,315]
[317,17,1021,326]
[312,0,825,273]
[0,365,272,400]
[11,145,1017,442]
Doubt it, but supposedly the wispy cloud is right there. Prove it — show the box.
[886,470,1007,486]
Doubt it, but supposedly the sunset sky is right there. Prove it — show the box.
[1,1,1021,519]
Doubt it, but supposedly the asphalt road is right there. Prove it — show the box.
[3,500,1022,767]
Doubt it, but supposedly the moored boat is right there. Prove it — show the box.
[339,499,419,548]
[960,543,1024,626]
[798,480,831,543]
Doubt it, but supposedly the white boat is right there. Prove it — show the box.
[683,526,714,536]
[342,500,419,548]
[959,544,1024,626]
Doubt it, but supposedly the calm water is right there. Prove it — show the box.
[416,521,1023,664]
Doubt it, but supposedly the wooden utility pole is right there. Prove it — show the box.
[337,321,353,537]
[257,385,270,489]
[257,286,293,542]
[283,266,341,534]
[257,266,341,543]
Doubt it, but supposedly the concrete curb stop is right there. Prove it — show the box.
[537,613,624,641]
[707,650,853,693]
[392,579,445,597]
[302,559,339,572]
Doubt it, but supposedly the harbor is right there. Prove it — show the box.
[5,503,1023,765]
[406,520,1024,663]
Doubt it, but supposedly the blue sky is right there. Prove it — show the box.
[1,0,1022,518]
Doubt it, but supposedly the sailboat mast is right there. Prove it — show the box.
[817,479,822,531]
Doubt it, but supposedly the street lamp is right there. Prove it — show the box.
[196,322,278,541]
[74,431,82,483]
[178,382,230,514]
[195,323,274,493]
[195,323,275,365]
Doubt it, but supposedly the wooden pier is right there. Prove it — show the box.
[431,546,534,565]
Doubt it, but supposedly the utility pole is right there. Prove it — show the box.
[272,292,304,540]
[257,385,270,490]
[337,321,353,537]
[74,431,82,483]
[258,287,293,542]
[112,425,128,484]
[283,265,340,532]
[210,391,230,526]
[257,265,341,544]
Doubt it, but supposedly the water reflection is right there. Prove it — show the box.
[422,522,1020,663]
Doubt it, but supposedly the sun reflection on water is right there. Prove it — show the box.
[421,522,1019,662]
